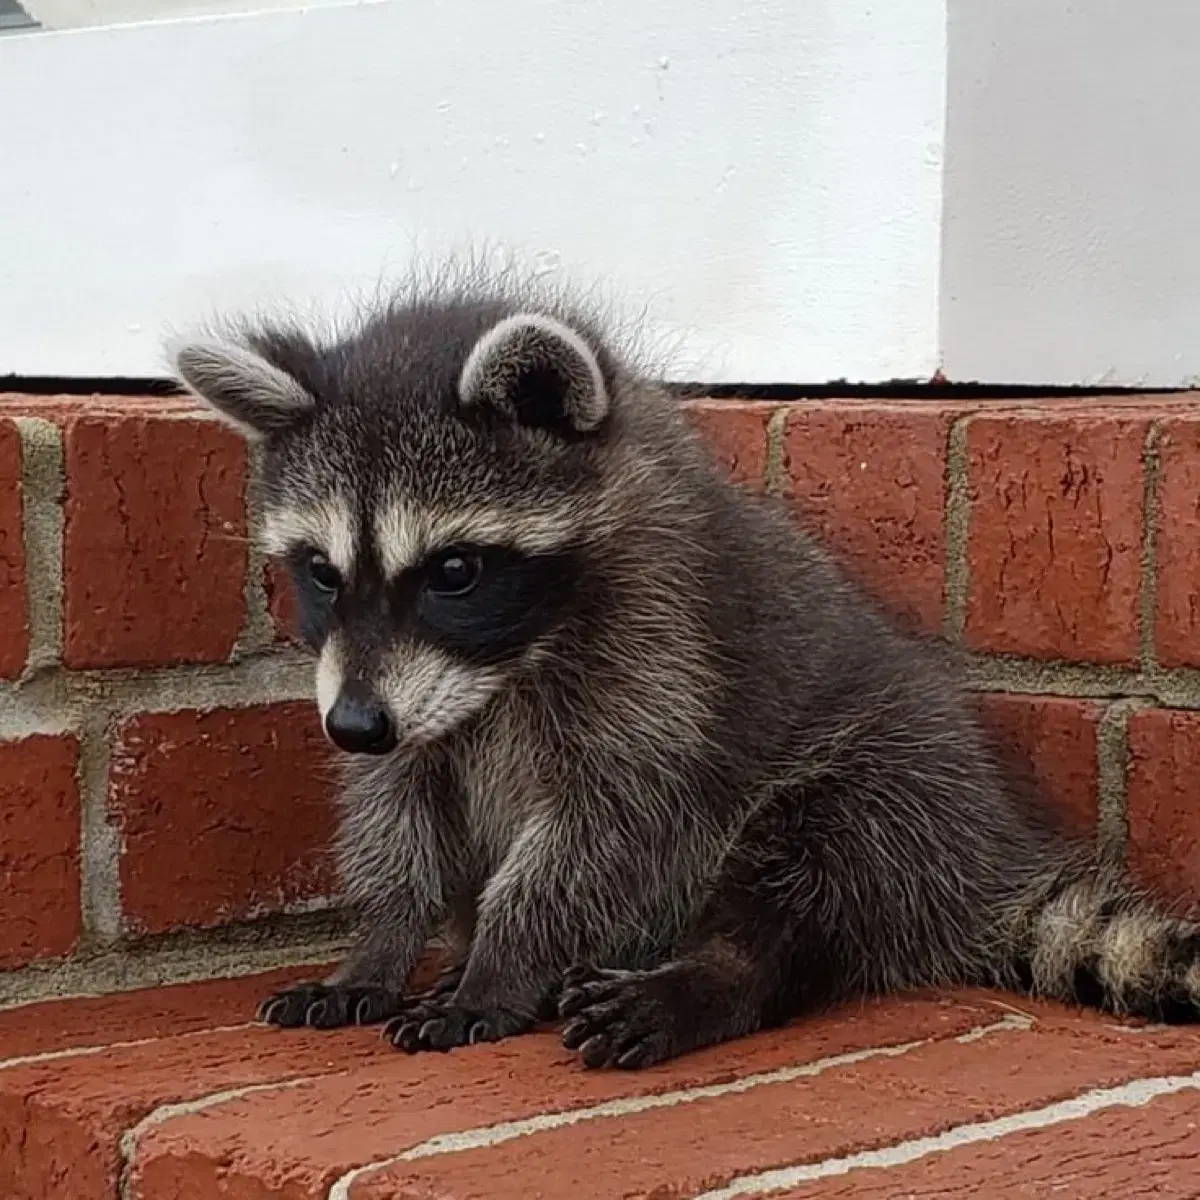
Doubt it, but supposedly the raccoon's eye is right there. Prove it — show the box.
[426,549,483,597]
[306,551,343,595]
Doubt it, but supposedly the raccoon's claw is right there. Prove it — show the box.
[558,966,676,1069]
[383,999,531,1052]
[557,965,638,1019]
[257,982,404,1029]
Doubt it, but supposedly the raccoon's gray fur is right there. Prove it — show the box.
[170,265,1200,1068]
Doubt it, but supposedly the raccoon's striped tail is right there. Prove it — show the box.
[998,857,1200,1023]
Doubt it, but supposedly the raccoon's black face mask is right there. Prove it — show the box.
[171,304,617,753]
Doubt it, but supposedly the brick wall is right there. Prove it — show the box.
[0,396,335,999]
[1,391,1199,1000]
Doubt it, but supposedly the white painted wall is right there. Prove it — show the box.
[0,0,948,382]
[940,0,1200,387]
[4,0,1197,386]
[19,0,341,30]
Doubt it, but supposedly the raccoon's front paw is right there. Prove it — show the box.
[558,965,678,1069]
[383,997,532,1052]
[258,982,405,1029]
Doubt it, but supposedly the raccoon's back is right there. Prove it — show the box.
[693,485,970,782]
[692,485,1064,970]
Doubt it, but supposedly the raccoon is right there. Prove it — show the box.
[169,267,1200,1069]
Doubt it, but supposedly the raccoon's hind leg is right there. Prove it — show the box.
[558,797,835,1069]
[375,893,485,1018]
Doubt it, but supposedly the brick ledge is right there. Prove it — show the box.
[1,968,1197,1198]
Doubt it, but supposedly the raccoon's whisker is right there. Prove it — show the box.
[205,533,256,546]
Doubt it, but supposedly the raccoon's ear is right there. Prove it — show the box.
[168,339,315,440]
[457,314,609,436]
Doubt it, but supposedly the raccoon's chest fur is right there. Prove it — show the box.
[455,697,546,880]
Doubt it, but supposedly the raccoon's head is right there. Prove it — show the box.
[171,302,629,756]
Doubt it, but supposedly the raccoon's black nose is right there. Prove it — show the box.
[325,684,397,755]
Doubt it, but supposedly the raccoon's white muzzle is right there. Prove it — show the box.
[316,638,396,755]
[315,635,502,751]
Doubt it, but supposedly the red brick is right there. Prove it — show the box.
[61,409,248,668]
[109,703,336,935]
[129,993,1002,1199]
[683,399,776,489]
[1154,414,1200,667]
[0,1006,395,1199]
[965,410,1147,663]
[1127,708,1200,905]
[974,693,1101,838]
[265,559,302,643]
[783,403,960,633]
[0,966,330,1060]
[347,1009,1199,1200]
[780,1087,1200,1197]
[4,984,1190,1200]
[0,421,26,679]
[0,394,201,416]
[0,735,81,968]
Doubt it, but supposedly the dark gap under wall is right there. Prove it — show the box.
[0,376,184,396]
[672,381,1190,401]
[1,374,1192,401]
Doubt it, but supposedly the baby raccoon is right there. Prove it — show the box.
[171,267,1200,1069]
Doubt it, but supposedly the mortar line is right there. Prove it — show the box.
[326,1015,1031,1199]
[77,715,122,944]
[14,417,64,677]
[0,649,315,741]
[14,649,1200,735]
[1095,699,1146,867]
[0,920,349,1009]
[232,442,276,657]
[941,414,973,643]
[964,653,1200,709]
[763,405,790,498]
[1138,422,1163,671]
[118,1073,323,1200]
[694,1067,1200,1198]
[0,1021,256,1072]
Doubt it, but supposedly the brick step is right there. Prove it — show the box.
[2,391,1200,1003]
[2,968,1197,1198]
